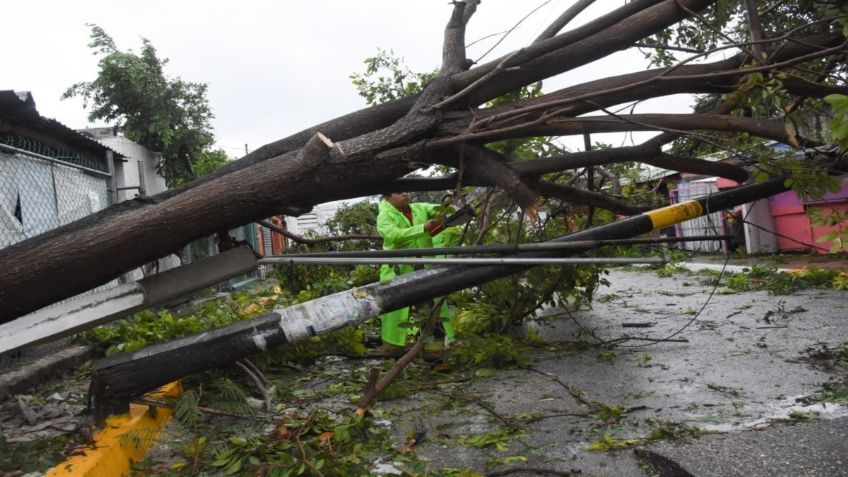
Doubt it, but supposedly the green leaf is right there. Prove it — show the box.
[831,121,848,141]
[224,457,243,475]
[475,368,496,377]
[824,94,848,110]
[816,232,838,243]
[210,456,232,467]
[334,424,352,443]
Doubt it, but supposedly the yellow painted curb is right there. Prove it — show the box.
[47,382,182,477]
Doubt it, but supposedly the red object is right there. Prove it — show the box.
[257,216,287,256]
[768,178,848,253]
[716,178,739,189]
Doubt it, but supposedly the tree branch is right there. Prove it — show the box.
[463,33,843,129]
[433,113,798,148]
[453,0,717,105]
[461,0,480,25]
[257,220,380,247]
[745,0,768,62]
[433,145,538,209]
[534,180,651,216]
[533,0,596,43]
[509,146,749,182]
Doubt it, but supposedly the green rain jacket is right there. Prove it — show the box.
[376,199,460,345]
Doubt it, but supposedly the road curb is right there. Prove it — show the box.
[46,381,182,477]
[0,345,91,398]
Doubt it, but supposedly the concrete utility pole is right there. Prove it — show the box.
[91,177,788,420]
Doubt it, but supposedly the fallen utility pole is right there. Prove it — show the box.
[91,177,788,421]
[259,257,667,266]
[282,235,732,258]
[0,246,257,356]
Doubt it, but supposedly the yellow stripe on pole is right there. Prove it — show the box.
[645,200,704,229]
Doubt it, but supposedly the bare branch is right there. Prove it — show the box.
[469,32,843,129]
[534,180,651,216]
[438,145,538,209]
[431,113,798,148]
[745,0,768,62]
[510,146,652,174]
[633,42,703,53]
[509,146,749,182]
[257,220,380,247]
[533,0,596,43]
[441,1,470,73]
[424,51,521,112]
[454,0,710,105]
[473,0,554,63]
[462,0,481,25]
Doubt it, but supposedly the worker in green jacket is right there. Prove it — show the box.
[377,192,460,354]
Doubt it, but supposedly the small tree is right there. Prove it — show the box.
[63,25,217,186]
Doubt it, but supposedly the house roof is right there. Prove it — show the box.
[0,90,125,160]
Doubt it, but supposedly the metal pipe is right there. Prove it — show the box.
[105,150,117,205]
[259,257,666,266]
[0,142,112,178]
[137,160,147,197]
[281,235,732,258]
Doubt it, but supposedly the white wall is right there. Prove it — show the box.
[98,136,167,201]
[285,200,358,236]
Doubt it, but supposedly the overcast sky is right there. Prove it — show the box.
[4,1,695,157]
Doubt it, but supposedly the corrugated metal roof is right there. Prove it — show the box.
[0,90,125,159]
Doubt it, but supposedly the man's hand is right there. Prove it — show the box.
[424,219,444,236]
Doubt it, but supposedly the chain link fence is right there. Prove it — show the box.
[0,147,111,372]
[671,181,728,253]
[0,148,110,249]
[0,145,263,374]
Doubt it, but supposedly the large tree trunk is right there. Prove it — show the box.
[0,0,843,321]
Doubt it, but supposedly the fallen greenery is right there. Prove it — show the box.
[114,327,539,476]
[0,434,69,474]
[650,262,848,294]
[21,260,847,475]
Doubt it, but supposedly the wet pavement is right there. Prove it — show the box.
[4,264,847,476]
[375,267,848,476]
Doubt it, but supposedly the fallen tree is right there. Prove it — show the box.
[1,0,846,321]
[90,177,788,419]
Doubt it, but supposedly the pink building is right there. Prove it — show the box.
[668,173,848,255]
[767,176,848,253]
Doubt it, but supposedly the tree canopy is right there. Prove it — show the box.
[3,0,848,320]
[63,25,221,186]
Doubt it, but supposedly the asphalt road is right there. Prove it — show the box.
[377,267,848,476]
